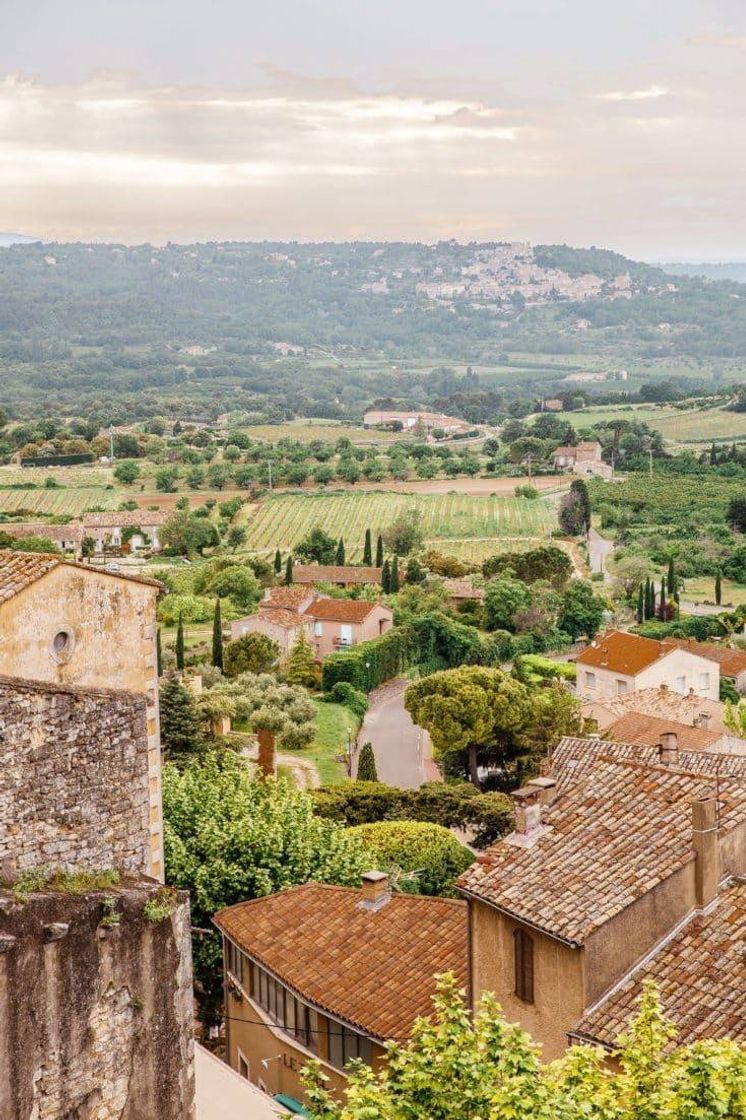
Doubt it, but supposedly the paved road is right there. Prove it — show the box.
[588,528,614,577]
[356,679,436,788]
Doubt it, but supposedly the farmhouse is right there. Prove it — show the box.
[215,874,466,1102]
[460,735,746,1059]
[292,563,382,587]
[660,637,746,694]
[304,597,393,658]
[0,521,84,555]
[552,441,612,478]
[575,630,720,702]
[362,409,469,435]
[82,509,169,553]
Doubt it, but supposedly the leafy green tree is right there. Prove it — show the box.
[355,742,378,782]
[225,525,247,551]
[349,821,473,896]
[160,676,203,756]
[483,545,572,589]
[155,465,180,493]
[113,459,140,484]
[161,509,217,557]
[211,598,223,670]
[285,555,294,585]
[163,752,370,1023]
[200,564,261,613]
[726,496,746,533]
[223,633,280,676]
[375,534,384,567]
[296,525,337,564]
[175,615,185,670]
[285,631,318,687]
[558,580,606,640]
[483,576,531,632]
[335,537,345,565]
[405,666,580,788]
[404,556,426,584]
[363,529,372,566]
[382,507,424,556]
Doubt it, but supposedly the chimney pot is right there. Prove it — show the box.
[695,712,712,731]
[511,786,542,835]
[658,731,679,766]
[527,776,558,806]
[360,870,391,909]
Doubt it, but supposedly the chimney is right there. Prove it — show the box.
[600,646,608,667]
[527,776,558,807]
[503,786,546,849]
[359,871,391,910]
[695,712,712,731]
[692,797,720,908]
[658,731,679,766]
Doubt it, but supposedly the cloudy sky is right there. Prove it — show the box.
[2,0,746,257]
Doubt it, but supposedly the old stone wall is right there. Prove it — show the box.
[0,882,195,1120]
[0,676,150,877]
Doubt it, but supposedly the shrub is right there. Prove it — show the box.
[327,681,369,719]
[349,820,475,896]
[356,742,378,782]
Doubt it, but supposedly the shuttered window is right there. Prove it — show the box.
[513,928,534,1004]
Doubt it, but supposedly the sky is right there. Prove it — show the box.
[2,0,746,257]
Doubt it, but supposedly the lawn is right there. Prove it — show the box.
[241,419,413,445]
[239,490,555,560]
[303,699,360,785]
[680,577,746,608]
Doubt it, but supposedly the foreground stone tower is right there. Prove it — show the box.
[0,558,194,1120]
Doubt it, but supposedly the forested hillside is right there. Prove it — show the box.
[1,240,744,420]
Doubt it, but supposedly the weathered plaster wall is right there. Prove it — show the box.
[0,565,163,879]
[0,676,150,877]
[0,883,195,1120]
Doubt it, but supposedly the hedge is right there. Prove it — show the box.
[20,453,94,467]
[321,627,410,692]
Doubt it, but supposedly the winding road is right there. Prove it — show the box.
[356,679,437,788]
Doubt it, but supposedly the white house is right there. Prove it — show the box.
[82,510,169,553]
[575,630,720,702]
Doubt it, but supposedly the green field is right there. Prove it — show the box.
[0,465,115,487]
[0,487,119,516]
[241,490,555,557]
[242,419,413,445]
[557,402,746,444]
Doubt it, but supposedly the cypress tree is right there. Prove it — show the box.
[176,614,185,670]
[212,597,223,670]
[390,555,400,593]
[643,577,650,619]
[716,569,722,606]
[159,677,203,755]
[274,549,282,574]
[363,528,373,566]
[335,537,346,565]
[667,557,676,600]
[356,742,378,782]
[156,627,163,677]
[284,555,293,586]
[636,585,644,624]
[381,558,391,593]
[710,442,717,466]
[375,534,384,567]
[659,577,667,620]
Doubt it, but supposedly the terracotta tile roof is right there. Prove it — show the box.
[582,686,727,733]
[442,578,485,601]
[214,883,467,1041]
[572,879,746,1048]
[458,742,746,945]
[662,638,746,679]
[260,585,315,610]
[293,564,382,585]
[576,630,716,676]
[0,553,161,604]
[604,712,722,752]
[305,598,388,623]
[2,522,84,543]
[83,510,169,528]
[552,735,746,781]
[252,608,307,630]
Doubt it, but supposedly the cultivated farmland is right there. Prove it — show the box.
[241,490,555,559]
[0,488,119,516]
[557,402,746,444]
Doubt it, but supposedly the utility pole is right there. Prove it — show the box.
[648,448,653,478]
[109,424,115,460]
[267,461,273,491]
[527,453,532,482]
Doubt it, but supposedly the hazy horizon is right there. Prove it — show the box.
[4,0,746,258]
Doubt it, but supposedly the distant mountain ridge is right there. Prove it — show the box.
[661,261,746,284]
[0,232,43,247]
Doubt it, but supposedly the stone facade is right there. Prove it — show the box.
[0,677,150,878]
[0,883,194,1119]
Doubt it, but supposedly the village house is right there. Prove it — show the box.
[362,409,469,435]
[292,563,382,587]
[459,735,746,1059]
[660,637,746,694]
[0,551,165,879]
[214,873,466,1105]
[231,586,315,655]
[574,630,720,702]
[581,682,728,734]
[440,577,485,610]
[552,440,612,478]
[0,521,85,556]
[602,711,746,755]
[82,509,170,553]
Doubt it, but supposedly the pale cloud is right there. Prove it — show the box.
[597,85,669,101]
[689,31,746,47]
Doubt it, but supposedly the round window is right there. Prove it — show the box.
[51,628,75,663]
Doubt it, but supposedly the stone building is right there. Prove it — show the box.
[0,556,195,1119]
[0,553,164,879]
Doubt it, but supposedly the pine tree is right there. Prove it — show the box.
[636,585,644,624]
[284,555,293,586]
[363,528,372,566]
[356,742,378,782]
[375,534,384,567]
[212,597,223,670]
[390,555,400,593]
[285,631,317,687]
[159,676,203,754]
[176,614,185,670]
[716,569,722,605]
[156,628,163,677]
[274,549,282,574]
[335,537,345,565]
[381,559,391,593]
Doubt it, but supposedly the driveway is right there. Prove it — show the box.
[356,679,438,788]
[588,528,614,577]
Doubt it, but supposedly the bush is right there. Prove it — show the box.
[483,630,515,664]
[356,742,378,782]
[327,681,369,719]
[349,820,475,896]
[224,633,280,676]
